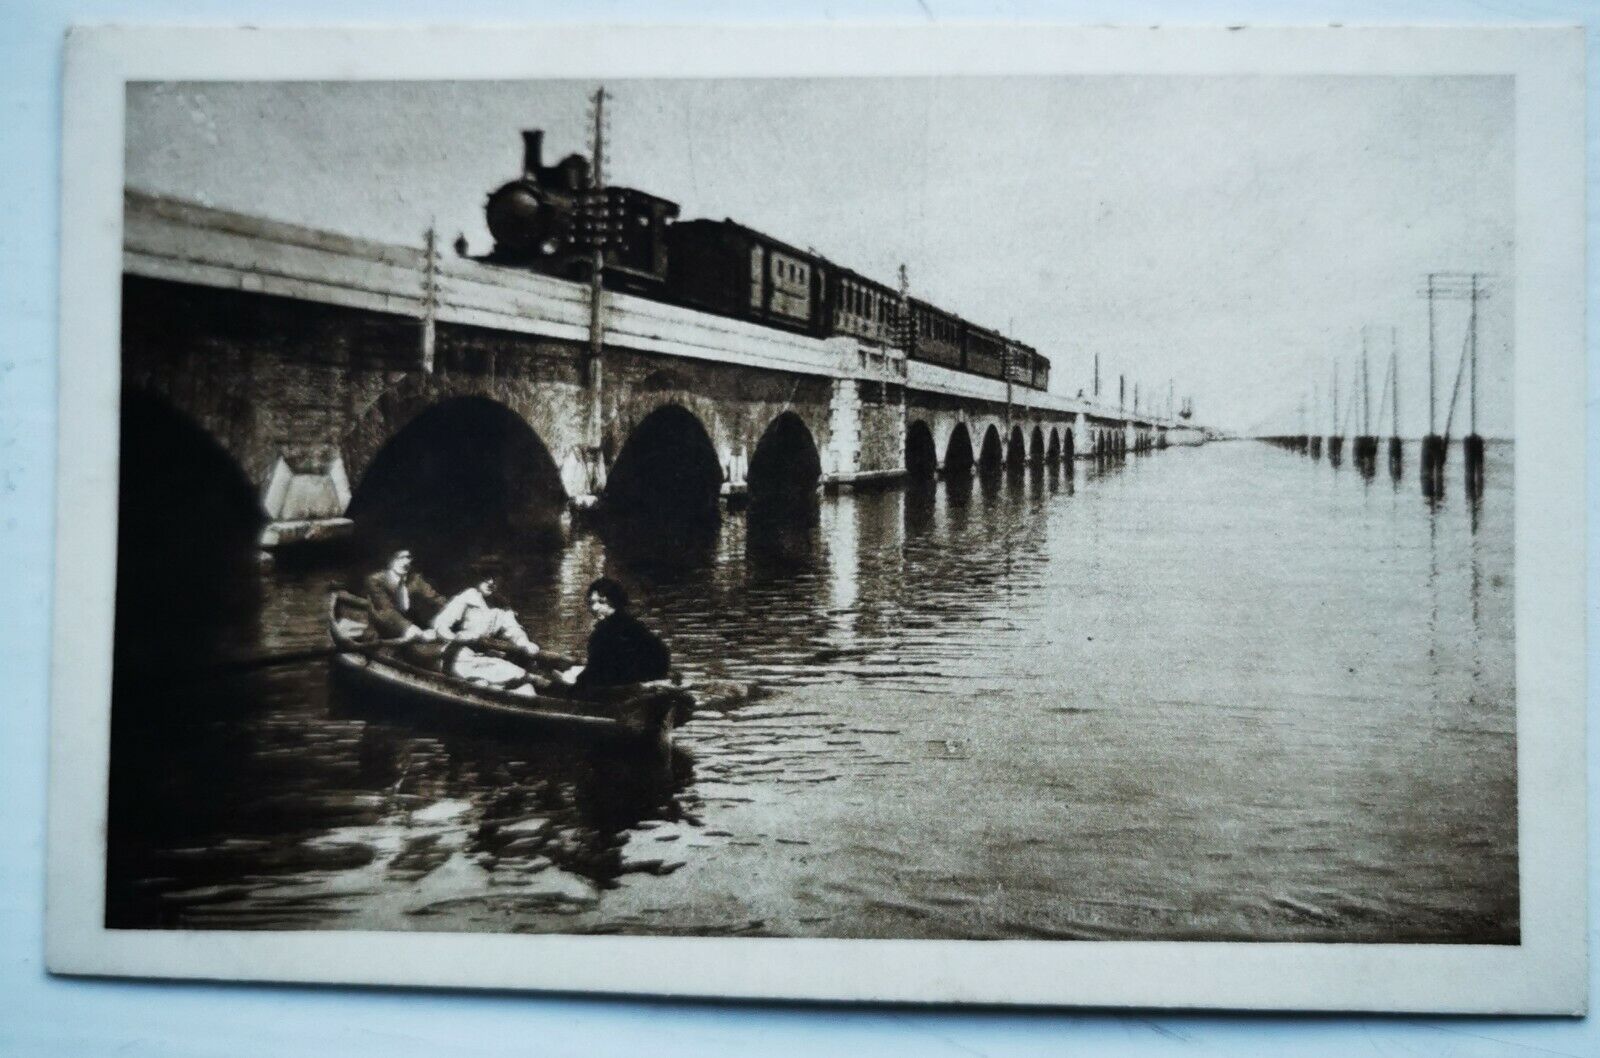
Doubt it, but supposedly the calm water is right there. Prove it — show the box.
[107,441,1516,942]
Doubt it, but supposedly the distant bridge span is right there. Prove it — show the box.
[120,191,1199,547]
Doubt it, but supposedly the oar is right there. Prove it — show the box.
[129,635,415,689]
[230,636,416,673]
[202,638,573,680]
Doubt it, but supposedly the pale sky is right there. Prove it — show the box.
[127,76,1514,436]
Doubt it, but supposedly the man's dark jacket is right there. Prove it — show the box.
[575,611,671,689]
[365,570,446,638]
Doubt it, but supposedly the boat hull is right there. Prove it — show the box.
[329,651,692,747]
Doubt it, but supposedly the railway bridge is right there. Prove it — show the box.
[121,191,1196,549]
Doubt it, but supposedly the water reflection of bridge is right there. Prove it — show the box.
[121,190,1189,554]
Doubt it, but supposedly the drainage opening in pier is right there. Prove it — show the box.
[605,404,723,526]
[347,396,567,553]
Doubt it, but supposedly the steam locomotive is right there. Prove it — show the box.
[483,130,1051,392]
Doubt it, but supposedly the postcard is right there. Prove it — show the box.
[47,24,1586,1012]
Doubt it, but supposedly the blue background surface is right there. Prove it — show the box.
[2,2,1594,1054]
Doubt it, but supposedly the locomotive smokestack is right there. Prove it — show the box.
[521,130,545,178]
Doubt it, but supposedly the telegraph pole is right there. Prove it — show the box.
[1361,329,1370,438]
[1422,272,1443,492]
[420,223,438,375]
[1354,327,1376,475]
[1309,379,1322,458]
[1418,271,1494,498]
[1468,275,1479,439]
[585,86,609,499]
[1388,325,1402,473]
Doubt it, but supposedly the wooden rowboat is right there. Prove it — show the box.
[326,590,694,745]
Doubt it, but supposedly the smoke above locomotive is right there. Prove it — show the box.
[480,128,1050,393]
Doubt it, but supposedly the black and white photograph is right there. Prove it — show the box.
[45,25,1585,1012]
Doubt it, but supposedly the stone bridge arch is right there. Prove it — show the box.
[344,392,569,545]
[944,421,976,474]
[341,373,586,501]
[1006,425,1027,467]
[609,367,833,499]
[118,383,261,511]
[905,419,939,477]
[978,424,1005,473]
[116,387,268,666]
[604,402,724,524]
[748,411,823,506]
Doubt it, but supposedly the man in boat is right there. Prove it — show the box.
[564,577,671,690]
[366,549,447,644]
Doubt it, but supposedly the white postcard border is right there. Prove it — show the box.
[48,23,1587,1013]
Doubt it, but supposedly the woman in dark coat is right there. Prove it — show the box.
[572,577,670,690]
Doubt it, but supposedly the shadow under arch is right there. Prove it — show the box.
[109,389,275,931]
[905,420,938,479]
[1046,428,1062,463]
[1006,425,1027,471]
[747,411,822,512]
[1030,426,1046,465]
[744,413,825,578]
[605,403,723,530]
[346,395,567,560]
[979,425,1005,475]
[115,387,266,674]
[1061,428,1075,463]
[944,423,976,476]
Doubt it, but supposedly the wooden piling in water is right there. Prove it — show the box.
[1425,433,1451,494]
[1464,434,1485,496]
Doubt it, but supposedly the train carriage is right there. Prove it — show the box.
[906,298,965,370]
[964,324,1007,380]
[664,219,828,336]
[828,266,902,347]
[1004,339,1035,386]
